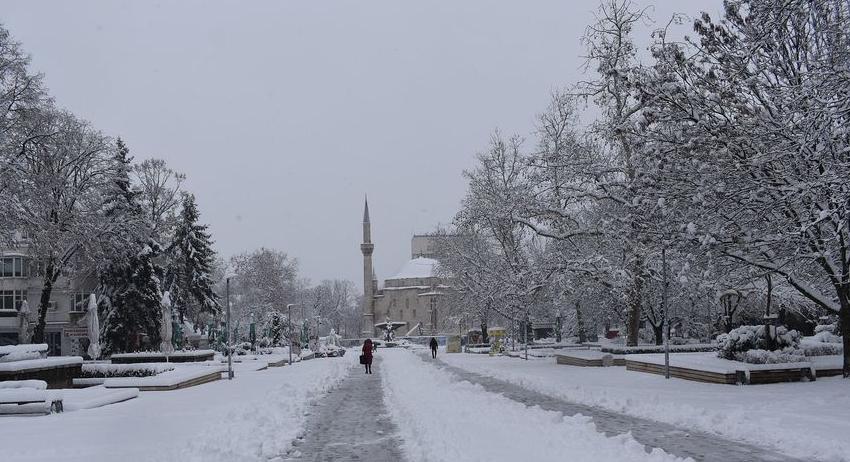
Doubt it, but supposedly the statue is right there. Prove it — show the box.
[160,292,174,355]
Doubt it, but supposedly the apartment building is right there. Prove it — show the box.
[0,233,97,356]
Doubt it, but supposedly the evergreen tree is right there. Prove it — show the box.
[100,244,163,354]
[166,194,221,323]
[98,139,163,354]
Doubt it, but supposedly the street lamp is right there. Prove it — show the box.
[225,276,234,380]
[286,303,297,365]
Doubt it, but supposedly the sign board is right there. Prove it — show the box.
[446,335,461,353]
[63,327,89,338]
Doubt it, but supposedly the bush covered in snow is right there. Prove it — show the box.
[601,343,717,354]
[814,322,840,336]
[808,329,842,344]
[736,349,808,364]
[81,363,175,378]
[800,342,843,357]
[717,325,801,362]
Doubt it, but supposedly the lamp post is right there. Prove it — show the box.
[286,303,297,365]
[662,245,670,379]
[226,276,233,380]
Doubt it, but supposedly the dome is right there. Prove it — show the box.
[388,257,439,280]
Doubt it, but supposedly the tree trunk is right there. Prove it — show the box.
[652,323,663,345]
[764,274,775,350]
[480,319,489,344]
[31,259,56,344]
[575,301,587,344]
[626,256,643,346]
[839,296,850,378]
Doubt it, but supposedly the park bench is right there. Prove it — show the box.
[0,388,63,415]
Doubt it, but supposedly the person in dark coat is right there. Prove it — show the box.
[429,337,438,359]
[362,339,374,374]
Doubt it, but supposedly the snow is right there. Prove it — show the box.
[388,257,439,280]
[0,356,83,372]
[82,363,175,377]
[557,349,624,361]
[103,365,223,388]
[1,357,353,462]
[627,352,815,374]
[0,343,48,362]
[61,386,140,411]
[0,380,46,389]
[381,349,687,462]
[0,388,60,403]
[443,353,850,462]
[109,349,214,359]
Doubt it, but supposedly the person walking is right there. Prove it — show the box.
[429,337,438,359]
[361,338,373,374]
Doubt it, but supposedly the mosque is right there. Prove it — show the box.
[359,199,449,338]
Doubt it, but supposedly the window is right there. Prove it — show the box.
[412,309,416,318]
[0,290,27,311]
[71,293,88,313]
[0,257,27,278]
[405,298,410,309]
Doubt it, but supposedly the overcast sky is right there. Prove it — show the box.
[2,0,715,288]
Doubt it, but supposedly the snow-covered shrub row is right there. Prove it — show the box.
[800,342,843,357]
[808,330,842,344]
[814,322,840,336]
[0,344,48,363]
[717,325,801,362]
[736,349,808,364]
[600,343,717,354]
[81,363,175,378]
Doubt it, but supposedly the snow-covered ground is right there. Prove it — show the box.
[2,357,353,462]
[381,348,688,462]
[442,352,850,462]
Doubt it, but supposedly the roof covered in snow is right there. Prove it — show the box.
[388,257,439,281]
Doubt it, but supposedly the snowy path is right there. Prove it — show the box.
[384,349,686,462]
[430,352,801,462]
[284,356,406,462]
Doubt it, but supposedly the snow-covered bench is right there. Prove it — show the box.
[0,356,83,389]
[0,381,63,414]
[0,344,48,363]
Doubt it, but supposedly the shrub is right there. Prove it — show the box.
[735,349,807,364]
[717,325,800,360]
[81,363,174,378]
[809,330,842,344]
[814,322,840,336]
[801,342,843,357]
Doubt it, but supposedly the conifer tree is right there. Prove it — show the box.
[100,244,163,354]
[166,194,221,323]
[98,139,163,354]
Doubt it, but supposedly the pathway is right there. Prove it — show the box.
[281,356,406,462]
[430,353,803,462]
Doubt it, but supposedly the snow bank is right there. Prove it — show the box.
[2,357,355,462]
[174,357,353,462]
[62,386,139,411]
[381,349,687,462]
[443,353,850,462]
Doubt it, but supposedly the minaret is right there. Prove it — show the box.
[360,197,376,337]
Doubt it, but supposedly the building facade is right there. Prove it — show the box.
[0,233,96,355]
[359,199,450,338]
